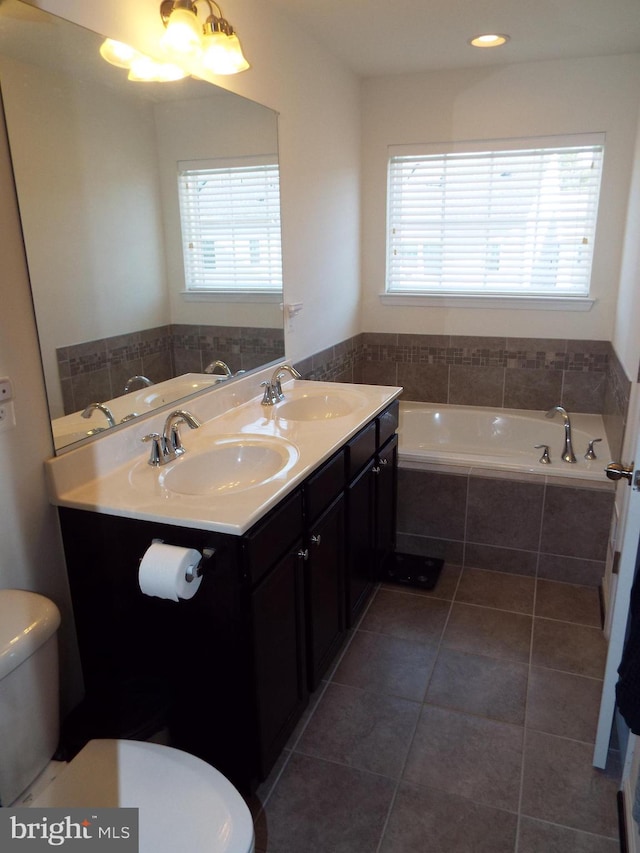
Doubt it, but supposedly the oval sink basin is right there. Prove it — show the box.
[133,436,298,497]
[276,393,359,421]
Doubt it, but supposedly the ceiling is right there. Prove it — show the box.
[266,0,640,77]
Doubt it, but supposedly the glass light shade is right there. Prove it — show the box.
[201,31,250,74]
[99,38,140,68]
[127,55,189,82]
[161,7,202,56]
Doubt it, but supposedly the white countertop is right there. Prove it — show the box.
[45,372,402,535]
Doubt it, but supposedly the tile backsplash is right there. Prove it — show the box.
[57,324,284,416]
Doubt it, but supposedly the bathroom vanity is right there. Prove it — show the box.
[47,374,401,791]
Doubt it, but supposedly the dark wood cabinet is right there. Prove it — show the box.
[250,543,307,778]
[345,401,399,627]
[57,400,399,791]
[304,493,345,691]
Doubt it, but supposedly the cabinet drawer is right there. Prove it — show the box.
[377,400,399,448]
[304,449,345,523]
[346,421,377,480]
[244,490,304,586]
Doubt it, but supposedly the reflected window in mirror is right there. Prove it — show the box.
[178,156,282,296]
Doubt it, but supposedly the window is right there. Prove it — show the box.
[177,156,282,295]
[385,135,604,302]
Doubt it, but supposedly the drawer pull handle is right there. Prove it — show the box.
[297,548,309,561]
[310,534,321,547]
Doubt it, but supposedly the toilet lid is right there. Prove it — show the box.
[31,740,254,853]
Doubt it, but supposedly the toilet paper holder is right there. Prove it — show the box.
[148,539,216,583]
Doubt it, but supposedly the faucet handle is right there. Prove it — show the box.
[142,432,164,466]
[534,444,551,464]
[585,438,602,460]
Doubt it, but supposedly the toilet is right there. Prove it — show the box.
[0,589,254,853]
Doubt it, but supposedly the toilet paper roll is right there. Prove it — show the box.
[138,543,203,602]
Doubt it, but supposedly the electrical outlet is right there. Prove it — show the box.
[0,400,16,432]
[0,377,12,402]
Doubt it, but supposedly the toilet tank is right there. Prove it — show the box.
[0,589,61,806]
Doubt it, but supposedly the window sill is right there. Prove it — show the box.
[181,290,282,304]
[380,292,596,311]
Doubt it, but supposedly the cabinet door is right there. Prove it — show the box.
[375,434,398,575]
[345,458,376,627]
[251,545,308,779]
[305,494,346,691]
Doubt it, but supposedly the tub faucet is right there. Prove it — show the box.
[82,402,116,428]
[261,364,301,406]
[204,360,232,378]
[123,375,153,394]
[545,405,576,463]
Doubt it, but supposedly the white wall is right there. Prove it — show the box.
[361,55,640,340]
[0,100,82,712]
[613,108,640,382]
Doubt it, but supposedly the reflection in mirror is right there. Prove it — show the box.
[0,0,284,453]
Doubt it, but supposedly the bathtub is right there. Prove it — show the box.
[397,402,611,482]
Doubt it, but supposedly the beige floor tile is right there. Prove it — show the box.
[532,618,606,678]
[379,783,517,852]
[296,682,420,778]
[526,666,602,742]
[518,816,619,852]
[535,579,602,627]
[521,730,619,838]
[455,567,535,613]
[426,647,528,724]
[403,705,524,812]
[442,602,532,663]
[332,629,437,701]
[360,588,450,644]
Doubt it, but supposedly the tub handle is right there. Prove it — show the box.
[534,444,551,464]
[585,438,602,460]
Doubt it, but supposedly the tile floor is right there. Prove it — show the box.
[250,565,622,853]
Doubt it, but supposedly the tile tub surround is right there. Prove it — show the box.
[57,323,284,415]
[395,466,615,587]
[294,333,632,461]
[251,578,619,852]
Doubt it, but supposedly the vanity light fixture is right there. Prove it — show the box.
[99,38,188,81]
[468,33,510,48]
[159,0,250,74]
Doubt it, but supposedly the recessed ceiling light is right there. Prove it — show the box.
[468,33,510,48]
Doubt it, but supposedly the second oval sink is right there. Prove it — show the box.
[275,392,363,421]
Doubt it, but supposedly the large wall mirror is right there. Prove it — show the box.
[0,0,284,453]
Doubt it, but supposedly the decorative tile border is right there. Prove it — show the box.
[57,324,284,414]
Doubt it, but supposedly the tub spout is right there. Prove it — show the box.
[545,405,576,463]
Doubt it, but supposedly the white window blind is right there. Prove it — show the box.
[386,136,604,298]
[178,157,282,293]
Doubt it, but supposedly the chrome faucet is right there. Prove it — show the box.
[260,364,301,406]
[142,409,201,466]
[82,402,116,428]
[545,405,576,463]
[204,360,232,378]
[123,375,153,394]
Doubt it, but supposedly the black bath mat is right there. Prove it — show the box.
[384,552,444,591]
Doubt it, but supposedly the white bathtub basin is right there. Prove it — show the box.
[398,402,611,481]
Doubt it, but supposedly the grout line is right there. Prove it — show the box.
[375,568,463,852]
